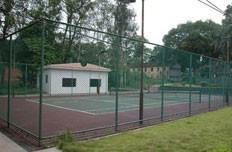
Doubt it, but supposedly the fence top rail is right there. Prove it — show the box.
[0,62,39,66]
[0,20,42,40]
[1,17,226,63]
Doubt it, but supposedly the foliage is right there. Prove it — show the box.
[0,0,140,67]
[0,40,9,62]
[57,131,75,150]
[218,3,232,60]
[163,20,222,58]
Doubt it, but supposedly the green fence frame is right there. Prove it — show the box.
[0,18,231,146]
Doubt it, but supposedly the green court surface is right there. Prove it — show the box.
[25,91,214,115]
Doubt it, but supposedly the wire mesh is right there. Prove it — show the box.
[8,25,41,137]
[0,19,231,145]
[162,48,190,118]
[0,62,8,124]
[210,59,225,109]
[229,63,232,105]
[191,55,209,113]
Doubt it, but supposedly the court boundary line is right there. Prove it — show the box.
[26,98,187,116]
[25,99,96,115]
[93,100,207,115]
[25,94,212,116]
[94,101,182,115]
[88,96,210,115]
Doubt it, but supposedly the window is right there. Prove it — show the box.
[90,79,101,87]
[62,78,76,87]
[145,68,147,72]
[157,67,160,71]
[45,75,48,84]
[151,68,154,72]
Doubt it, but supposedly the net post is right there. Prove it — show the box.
[38,20,45,146]
[188,54,192,116]
[161,48,165,121]
[208,58,212,111]
[7,35,13,128]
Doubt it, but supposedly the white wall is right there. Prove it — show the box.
[43,70,51,93]
[43,69,109,95]
[37,70,51,92]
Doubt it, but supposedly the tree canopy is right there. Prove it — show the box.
[163,20,222,58]
[2,1,232,66]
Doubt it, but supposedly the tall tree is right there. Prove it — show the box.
[219,3,232,60]
[59,0,94,62]
[0,0,15,39]
[163,20,222,58]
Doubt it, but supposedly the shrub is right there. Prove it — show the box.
[56,131,75,150]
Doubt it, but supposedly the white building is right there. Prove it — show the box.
[40,63,111,95]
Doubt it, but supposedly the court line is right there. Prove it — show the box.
[94,98,210,115]
[89,100,196,115]
[95,101,190,115]
[26,98,182,115]
[25,99,96,115]
[25,95,210,116]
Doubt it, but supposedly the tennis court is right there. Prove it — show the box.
[0,89,223,138]
[0,19,230,146]
[24,91,209,115]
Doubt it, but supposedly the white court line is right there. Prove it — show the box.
[95,101,191,115]
[25,96,205,116]
[85,100,138,113]
[89,100,188,115]
[25,99,96,115]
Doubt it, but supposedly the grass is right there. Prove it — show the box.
[60,107,232,152]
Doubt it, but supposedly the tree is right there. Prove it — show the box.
[0,0,15,39]
[0,0,139,68]
[163,20,222,58]
[219,3,232,60]
[59,0,94,62]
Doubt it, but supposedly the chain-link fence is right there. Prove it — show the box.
[0,19,231,146]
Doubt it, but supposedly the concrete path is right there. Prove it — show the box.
[34,147,61,152]
[0,132,26,152]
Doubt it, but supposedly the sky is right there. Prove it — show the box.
[129,0,230,45]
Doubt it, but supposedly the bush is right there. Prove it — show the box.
[200,82,208,87]
[56,131,75,150]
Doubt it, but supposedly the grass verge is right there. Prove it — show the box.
[60,107,232,152]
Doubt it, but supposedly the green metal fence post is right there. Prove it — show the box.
[208,58,212,111]
[7,35,13,128]
[222,63,226,107]
[12,40,15,98]
[161,48,165,121]
[139,0,145,125]
[38,20,45,146]
[225,63,230,106]
[25,64,28,95]
[115,37,120,131]
[115,70,119,131]
[189,55,192,116]
[199,89,202,104]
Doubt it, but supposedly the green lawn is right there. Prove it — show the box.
[61,107,232,152]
